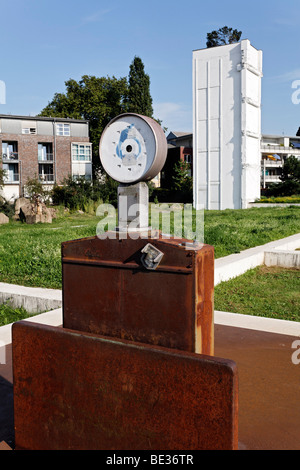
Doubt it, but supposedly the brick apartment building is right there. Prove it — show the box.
[0,114,92,201]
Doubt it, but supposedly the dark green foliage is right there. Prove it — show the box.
[39,57,157,179]
[0,197,14,218]
[0,158,5,189]
[25,176,50,204]
[265,156,300,197]
[51,175,119,210]
[172,161,192,192]
[127,56,153,117]
[280,155,300,182]
[39,75,129,168]
[206,26,242,48]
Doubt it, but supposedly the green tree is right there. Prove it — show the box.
[39,75,129,168]
[24,176,50,205]
[280,155,300,183]
[206,26,242,48]
[265,155,300,197]
[0,159,6,190]
[127,56,153,117]
[172,160,193,193]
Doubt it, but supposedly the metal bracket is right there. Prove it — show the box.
[141,243,164,271]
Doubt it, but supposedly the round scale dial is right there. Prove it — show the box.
[99,113,167,184]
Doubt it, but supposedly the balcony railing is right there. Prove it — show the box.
[261,175,282,182]
[2,152,19,161]
[38,153,54,162]
[261,145,300,153]
[4,174,19,183]
[261,160,283,167]
[39,174,55,183]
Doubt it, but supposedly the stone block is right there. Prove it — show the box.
[0,213,9,224]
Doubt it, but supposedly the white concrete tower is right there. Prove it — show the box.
[193,39,263,210]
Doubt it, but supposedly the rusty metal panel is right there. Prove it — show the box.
[62,236,214,356]
[12,321,238,451]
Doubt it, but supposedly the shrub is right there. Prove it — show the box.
[51,175,118,211]
[0,196,14,218]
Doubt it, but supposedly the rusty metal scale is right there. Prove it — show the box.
[11,114,238,450]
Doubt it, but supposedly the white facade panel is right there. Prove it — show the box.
[210,119,220,149]
[197,89,207,120]
[1,185,20,202]
[196,152,207,186]
[196,61,207,89]
[193,39,262,210]
[210,87,220,119]
[72,162,92,179]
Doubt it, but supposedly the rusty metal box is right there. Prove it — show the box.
[61,235,214,356]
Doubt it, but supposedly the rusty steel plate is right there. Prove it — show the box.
[12,321,238,451]
[62,236,214,356]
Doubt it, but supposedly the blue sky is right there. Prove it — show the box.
[0,0,300,136]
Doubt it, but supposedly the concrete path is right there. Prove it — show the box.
[215,232,300,285]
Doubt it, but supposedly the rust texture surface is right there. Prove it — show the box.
[12,321,238,451]
[62,235,214,356]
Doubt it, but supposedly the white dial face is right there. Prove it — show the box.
[100,115,156,183]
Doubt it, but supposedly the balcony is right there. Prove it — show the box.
[261,174,282,182]
[38,153,54,162]
[2,152,19,162]
[4,173,19,184]
[261,145,300,154]
[261,160,283,168]
[39,174,55,184]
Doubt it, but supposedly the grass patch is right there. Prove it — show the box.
[0,206,299,289]
[0,302,39,327]
[255,195,300,204]
[203,206,300,258]
[215,266,300,322]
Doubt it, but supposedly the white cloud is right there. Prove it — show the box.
[273,17,298,26]
[153,102,192,133]
[269,69,300,83]
[82,8,114,23]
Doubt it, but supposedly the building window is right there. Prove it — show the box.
[184,154,192,164]
[22,127,37,135]
[72,143,92,161]
[56,123,70,136]
[3,163,19,183]
[38,143,53,161]
[39,164,54,183]
[72,174,92,181]
[2,141,18,160]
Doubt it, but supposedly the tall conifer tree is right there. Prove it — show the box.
[127,56,153,117]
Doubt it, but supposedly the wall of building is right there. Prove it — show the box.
[0,116,91,201]
[193,40,263,210]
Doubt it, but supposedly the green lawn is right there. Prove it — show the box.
[0,205,299,290]
[215,266,300,322]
